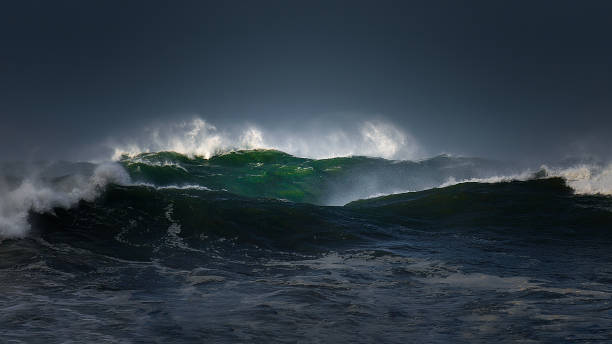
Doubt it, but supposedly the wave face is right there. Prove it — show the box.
[27,177,612,252]
[2,150,612,342]
[347,177,612,234]
[120,149,517,205]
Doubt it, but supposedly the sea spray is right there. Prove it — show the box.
[109,117,422,161]
[3,150,612,238]
[0,162,130,238]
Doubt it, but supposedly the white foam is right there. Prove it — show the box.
[123,156,189,172]
[109,117,422,161]
[440,164,612,196]
[438,171,535,188]
[539,164,612,195]
[137,183,212,191]
[356,163,612,202]
[111,118,225,160]
[0,163,130,238]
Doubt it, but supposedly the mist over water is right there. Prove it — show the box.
[3,1,612,341]
[3,159,611,342]
[0,163,129,238]
[1,115,611,240]
[107,116,423,161]
[0,117,611,343]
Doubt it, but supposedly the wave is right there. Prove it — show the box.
[108,117,422,161]
[346,177,612,234]
[543,164,612,195]
[119,149,518,205]
[25,177,612,260]
[437,164,612,196]
[2,148,612,240]
[28,185,363,256]
[0,163,129,238]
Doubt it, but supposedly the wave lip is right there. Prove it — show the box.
[0,163,129,238]
[543,164,612,195]
[109,117,422,161]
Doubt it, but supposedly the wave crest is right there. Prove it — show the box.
[545,164,612,195]
[436,164,612,196]
[109,117,422,160]
[0,163,130,238]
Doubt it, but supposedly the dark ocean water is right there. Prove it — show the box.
[1,151,611,343]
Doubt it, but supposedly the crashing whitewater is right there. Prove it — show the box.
[2,118,612,343]
[1,153,611,238]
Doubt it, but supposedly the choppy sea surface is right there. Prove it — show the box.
[1,150,611,343]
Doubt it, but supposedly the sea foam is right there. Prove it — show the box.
[109,117,422,161]
[546,164,612,195]
[438,165,612,196]
[0,163,130,238]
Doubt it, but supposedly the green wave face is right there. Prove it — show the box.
[120,149,512,205]
[121,150,336,203]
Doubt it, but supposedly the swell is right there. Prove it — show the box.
[27,185,369,259]
[120,149,516,205]
[3,150,612,241]
[25,177,612,262]
[347,177,612,235]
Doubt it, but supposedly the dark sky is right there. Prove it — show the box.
[1,0,611,162]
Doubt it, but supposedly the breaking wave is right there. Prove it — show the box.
[4,121,611,343]
[1,148,611,239]
[108,117,422,161]
[544,164,612,195]
[438,164,612,196]
[0,163,129,238]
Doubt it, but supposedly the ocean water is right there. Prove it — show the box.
[1,150,611,343]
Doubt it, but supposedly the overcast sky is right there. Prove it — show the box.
[1,0,611,162]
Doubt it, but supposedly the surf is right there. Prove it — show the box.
[2,148,612,239]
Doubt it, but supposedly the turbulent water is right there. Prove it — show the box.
[1,150,612,343]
